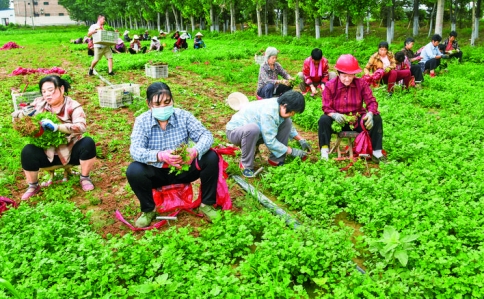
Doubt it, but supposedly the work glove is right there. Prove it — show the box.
[298,139,312,152]
[290,147,308,159]
[22,105,36,117]
[331,113,346,125]
[157,150,182,168]
[363,112,374,130]
[40,119,58,132]
[186,148,198,165]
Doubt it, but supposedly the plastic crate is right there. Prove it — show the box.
[145,64,169,78]
[11,91,42,111]
[97,83,140,108]
[92,31,119,46]
[254,55,265,65]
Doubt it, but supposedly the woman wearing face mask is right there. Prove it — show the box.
[12,75,97,200]
[318,54,386,164]
[126,82,220,228]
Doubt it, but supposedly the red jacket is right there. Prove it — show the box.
[302,56,330,85]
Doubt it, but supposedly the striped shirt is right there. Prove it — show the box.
[226,98,298,158]
[130,108,213,168]
[322,77,379,116]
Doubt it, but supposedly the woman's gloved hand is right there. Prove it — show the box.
[40,119,58,132]
[157,150,182,168]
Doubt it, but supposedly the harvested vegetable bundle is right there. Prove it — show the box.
[169,143,191,175]
[331,113,359,133]
[13,112,66,149]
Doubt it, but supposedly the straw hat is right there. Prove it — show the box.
[133,35,139,40]
[226,92,249,111]
[195,32,203,37]
[152,36,158,41]
[180,33,189,39]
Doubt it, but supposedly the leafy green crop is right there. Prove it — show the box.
[368,226,419,267]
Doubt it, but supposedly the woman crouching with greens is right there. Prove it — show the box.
[12,75,96,200]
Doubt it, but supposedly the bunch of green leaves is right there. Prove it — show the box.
[289,74,302,88]
[103,25,115,31]
[30,112,66,149]
[367,226,419,267]
[169,143,191,175]
[331,113,359,133]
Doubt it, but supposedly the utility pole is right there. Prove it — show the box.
[24,1,27,26]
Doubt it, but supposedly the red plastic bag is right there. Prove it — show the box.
[0,197,18,216]
[152,183,199,214]
[195,146,238,211]
[353,117,373,157]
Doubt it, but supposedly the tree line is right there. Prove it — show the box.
[59,0,482,44]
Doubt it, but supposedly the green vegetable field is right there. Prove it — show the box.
[1,24,484,298]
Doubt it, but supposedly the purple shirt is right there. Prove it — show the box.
[322,77,379,116]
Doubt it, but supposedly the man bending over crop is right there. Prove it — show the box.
[318,54,386,164]
[226,90,311,178]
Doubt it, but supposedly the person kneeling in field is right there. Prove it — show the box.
[12,75,97,200]
[319,54,386,164]
[297,48,336,96]
[226,91,311,178]
[126,82,220,228]
[256,47,294,99]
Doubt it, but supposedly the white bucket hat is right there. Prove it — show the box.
[152,36,158,41]
[133,35,139,40]
[226,92,249,111]
[180,33,189,39]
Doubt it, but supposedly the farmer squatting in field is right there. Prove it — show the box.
[226,91,311,178]
[126,82,221,228]
[318,54,386,164]
[12,75,97,200]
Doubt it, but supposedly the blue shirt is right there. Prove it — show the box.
[420,42,443,64]
[226,98,298,158]
[130,108,213,168]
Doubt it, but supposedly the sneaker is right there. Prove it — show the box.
[88,68,94,76]
[108,71,115,76]
[321,148,329,161]
[199,205,220,222]
[372,155,388,164]
[239,162,256,178]
[21,184,41,200]
[134,211,157,228]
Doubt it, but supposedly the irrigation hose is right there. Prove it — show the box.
[231,174,366,275]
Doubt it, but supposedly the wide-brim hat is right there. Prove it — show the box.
[195,32,203,37]
[152,36,158,41]
[123,30,129,35]
[133,35,139,40]
[180,33,189,39]
[226,92,249,111]
[159,30,165,34]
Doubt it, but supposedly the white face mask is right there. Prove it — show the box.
[152,105,174,121]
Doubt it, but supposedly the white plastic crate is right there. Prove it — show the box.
[11,91,42,111]
[254,55,265,65]
[145,64,169,78]
[97,83,140,108]
[92,31,119,46]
